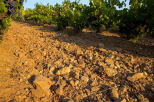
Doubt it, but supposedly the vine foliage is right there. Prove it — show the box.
[0,0,24,34]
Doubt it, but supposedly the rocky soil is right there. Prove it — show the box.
[0,22,154,102]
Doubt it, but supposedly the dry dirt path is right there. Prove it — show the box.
[0,42,17,101]
[0,22,154,102]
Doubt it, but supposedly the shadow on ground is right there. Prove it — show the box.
[38,25,154,58]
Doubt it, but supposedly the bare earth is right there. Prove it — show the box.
[0,22,154,102]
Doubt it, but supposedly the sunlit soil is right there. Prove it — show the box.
[0,22,153,102]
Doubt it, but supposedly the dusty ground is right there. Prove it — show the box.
[0,22,154,102]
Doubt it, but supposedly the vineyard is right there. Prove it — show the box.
[0,0,154,38]
[23,0,154,39]
[0,0,154,102]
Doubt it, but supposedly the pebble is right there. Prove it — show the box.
[49,67,55,75]
[56,65,72,75]
[138,94,149,102]
[127,72,148,82]
[31,89,45,98]
[55,86,64,95]
[32,75,55,96]
[70,80,76,87]
[104,68,117,77]
[81,76,89,83]
[120,86,128,94]
[58,79,67,87]
[111,87,119,99]
[121,98,127,102]
[91,86,100,92]
[105,58,114,65]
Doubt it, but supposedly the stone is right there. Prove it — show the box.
[108,81,116,85]
[47,63,52,68]
[127,72,148,82]
[56,65,72,75]
[121,99,127,102]
[75,71,80,79]
[70,80,75,87]
[120,86,128,94]
[76,49,83,55]
[143,98,149,102]
[98,61,106,67]
[81,93,87,98]
[24,59,35,68]
[79,62,86,68]
[91,86,100,92]
[75,80,79,86]
[115,61,121,68]
[81,76,89,83]
[58,79,67,87]
[32,75,56,97]
[91,79,98,86]
[111,87,119,99]
[105,58,114,66]
[49,67,55,75]
[67,99,74,102]
[54,60,63,66]
[31,89,45,98]
[75,95,82,101]
[131,57,136,64]
[16,95,27,101]
[138,94,149,102]
[55,87,64,96]
[151,87,154,92]
[104,68,117,77]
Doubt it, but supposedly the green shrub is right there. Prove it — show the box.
[119,0,154,39]
[0,17,12,34]
[0,0,7,14]
[85,0,124,33]
[23,0,154,39]
[0,0,24,35]
[69,2,88,33]
[52,1,72,31]
[25,3,54,24]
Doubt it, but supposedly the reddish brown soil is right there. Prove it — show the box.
[0,22,153,102]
